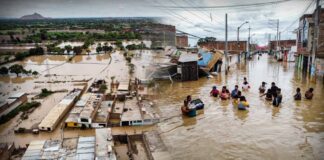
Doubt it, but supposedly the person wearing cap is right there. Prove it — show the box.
[259,82,266,93]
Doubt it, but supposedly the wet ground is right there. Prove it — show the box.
[155,54,324,160]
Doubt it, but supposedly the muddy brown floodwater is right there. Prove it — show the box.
[155,55,324,160]
[0,51,323,160]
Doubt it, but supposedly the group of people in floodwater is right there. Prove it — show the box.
[208,77,314,110]
[182,77,314,113]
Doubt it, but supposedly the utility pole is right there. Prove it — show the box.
[311,0,320,77]
[247,27,251,59]
[225,13,229,75]
[276,19,279,52]
[237,21,248,62]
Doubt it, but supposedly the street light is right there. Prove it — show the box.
[237,21,249,62]
[237,21,249,49]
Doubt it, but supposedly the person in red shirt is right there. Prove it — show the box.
[210,86,219,97]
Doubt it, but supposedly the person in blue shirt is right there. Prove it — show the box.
[231,85,239,98]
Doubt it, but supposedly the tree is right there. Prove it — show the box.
[9,64,24,76]
[32,71,39,75]
[103,45,113,53]
[0,67,8,75]
[73,46,83,55]
[15,52,29,61]
[197,37,217,45]
[96,46,102,53]
[115,40,123,49]
[64,45,73,54]
[29,47,44,55]
[86,49,91,55]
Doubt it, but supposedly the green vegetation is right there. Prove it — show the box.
[9,64,25,76]
[24,31,140,43]
[73,46,83,55]
[115,40,123,50]
[32,71,39,75]
[0,66,8,75]
[37,88,54,98]
[197,37,217,45]
[7,64,38,77]
[99,84,108,93]
[15,46,44,60]
[0,101,41,124]
[125,43,145,50]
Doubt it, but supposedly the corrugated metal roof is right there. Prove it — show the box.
[77,137,95,159]
[8,92,26,99]
[22,140,46,160]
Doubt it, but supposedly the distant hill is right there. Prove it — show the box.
[20,13,50,20]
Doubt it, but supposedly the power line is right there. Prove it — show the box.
[153,0,293,9]
[281,0,315,32]
[148,0,211,37]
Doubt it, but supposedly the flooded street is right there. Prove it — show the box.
[155,55,324,160]
[0,52,323,159]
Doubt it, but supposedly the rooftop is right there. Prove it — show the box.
[39,89,81,129]
[94,101,113,123]
[178,53,198,63]
[121,99,142,122]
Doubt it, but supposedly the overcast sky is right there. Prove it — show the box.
[0,0,321,46]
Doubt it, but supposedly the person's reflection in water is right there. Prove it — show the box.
[181,115,197,127]
[272,107,280,118]
[233,109,249,123]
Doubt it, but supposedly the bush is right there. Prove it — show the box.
[38,88,54,98]
[99,84,107,93]
[15,52,30,61]
[0,66,8,75]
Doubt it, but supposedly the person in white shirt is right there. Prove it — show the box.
[242,77,250,91]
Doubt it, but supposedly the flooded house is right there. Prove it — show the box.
[177,53,199,81]
[87,79,107,93]
[116,81,130,101]
[65,94,91,128]
[0,92,27,116]
[78,93,103,128]
[22,128,117,160]
[65,93,104,128]
[109,100,124,126]
[120,98,159,126]
[38,89,82,132]
[92,100,113,128]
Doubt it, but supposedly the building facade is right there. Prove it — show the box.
[176,34,189,48]
[296,7,324,77]
[198,41,247,52]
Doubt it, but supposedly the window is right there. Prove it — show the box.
[80,118,88,122]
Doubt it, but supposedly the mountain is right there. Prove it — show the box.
[20,13,49,20]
